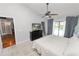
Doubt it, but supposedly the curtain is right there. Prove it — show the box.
[41,22,46,36]
[47,19,53,35]
[64,16,78,38]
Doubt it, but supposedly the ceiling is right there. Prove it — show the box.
[24,3,79,19]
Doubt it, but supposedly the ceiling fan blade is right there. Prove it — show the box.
[42,15,46,18]
[45,11,51,16]
[48,15,52,18]
[49,14,58,15]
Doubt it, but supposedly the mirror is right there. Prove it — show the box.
[0,17,16,48]
[32,23,41,31]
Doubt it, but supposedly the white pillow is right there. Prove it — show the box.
[73,32,79,38]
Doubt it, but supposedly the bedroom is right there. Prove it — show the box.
[0,3,79,56]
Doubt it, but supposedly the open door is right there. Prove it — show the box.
[0,17,16,48]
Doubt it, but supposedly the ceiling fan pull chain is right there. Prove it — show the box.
[46,3,49,12]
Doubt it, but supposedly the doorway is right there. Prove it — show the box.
[0,17,16,48]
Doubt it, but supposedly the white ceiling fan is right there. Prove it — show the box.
[42,3,58,18]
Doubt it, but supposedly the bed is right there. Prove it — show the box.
[64,36,79,56]
[32,35,69,56]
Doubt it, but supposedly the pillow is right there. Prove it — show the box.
[73,32,79,38]
[70,35,78,40]
[77,32,79,38]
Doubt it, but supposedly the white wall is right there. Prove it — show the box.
[0,3,44,46]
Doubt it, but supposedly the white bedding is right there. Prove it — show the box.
[64,37,79,56]
[33,35,69,56]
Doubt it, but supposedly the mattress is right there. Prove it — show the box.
[33,35,69,56]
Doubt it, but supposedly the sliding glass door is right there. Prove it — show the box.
[53,21,65,37]
[53,22,59,36]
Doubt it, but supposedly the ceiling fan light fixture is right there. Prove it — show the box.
[42,3,58,18]
[46,3,49,5]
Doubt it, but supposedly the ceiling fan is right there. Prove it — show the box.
[42,3,58,18]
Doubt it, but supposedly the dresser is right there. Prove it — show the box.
[30,30,42,41]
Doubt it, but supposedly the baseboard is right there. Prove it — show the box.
[16,39,32,45]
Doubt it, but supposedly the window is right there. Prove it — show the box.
[53,21,66,37]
